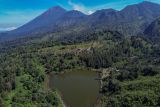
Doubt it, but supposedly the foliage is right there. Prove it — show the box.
[0,30,160,107]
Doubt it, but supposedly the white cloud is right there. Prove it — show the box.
[67,0,152,15]
[68,0,94,15]
[0,27,17,32]
[67,0,140,14]
[88,10,94,14]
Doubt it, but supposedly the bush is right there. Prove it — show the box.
[142,67,158,76]
[108,79,121,93]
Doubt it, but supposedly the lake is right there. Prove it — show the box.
[49,69,100,107]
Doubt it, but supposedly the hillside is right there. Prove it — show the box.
[1,30,160,106]
[144,17,160,43]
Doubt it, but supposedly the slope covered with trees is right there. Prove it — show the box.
[0,29,160,106]
[144,17,160,43]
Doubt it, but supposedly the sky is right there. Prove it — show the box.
[0,0,160,31]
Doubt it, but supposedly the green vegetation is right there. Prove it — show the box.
[0,52,62,107]
[0,30,160,107]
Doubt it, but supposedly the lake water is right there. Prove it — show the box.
[49,69,100,107]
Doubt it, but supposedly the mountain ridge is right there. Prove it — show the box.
[1,1,160,42]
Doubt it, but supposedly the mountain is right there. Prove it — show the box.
[1,1,160,42]
[89,9,118,20]
[0,6,67,41]
[144,17,160,42]
[55,10,86,28]
[14,6,66,32]
[86,1,160,35]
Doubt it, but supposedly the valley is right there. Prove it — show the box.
[0,1,160,107]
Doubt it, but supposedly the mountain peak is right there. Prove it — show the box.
[49,6,66,11]
[42,6,67,17]
[91,8,117,18]
[140,1,159,5]
[121,0,160,15]
[46,6,67,13]
[59,10,86,20]
[66,10,86,16]
[95,8,117,13]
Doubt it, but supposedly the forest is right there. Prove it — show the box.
[0,30,160,107]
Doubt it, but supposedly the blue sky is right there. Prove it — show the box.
[0,0,160,31]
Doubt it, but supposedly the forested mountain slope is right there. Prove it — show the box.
[1,30,160,106]
[144,17,160,43]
